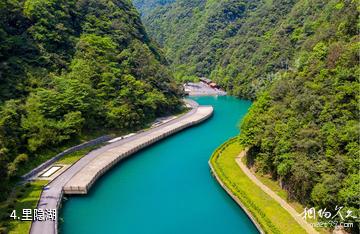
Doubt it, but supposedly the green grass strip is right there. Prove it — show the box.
[0,180,48,234]
[210,138,306,234]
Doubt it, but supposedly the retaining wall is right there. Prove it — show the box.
[22,135,113,180]
[63,106,213,194]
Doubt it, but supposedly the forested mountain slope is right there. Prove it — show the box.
[139,0,359,230]
[132,0,175,16]
[141,0,262,86]
[140,0,358,98]
[239,0,359,227]
[0,0,182,199]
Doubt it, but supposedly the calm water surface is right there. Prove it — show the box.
[60,96,259,234]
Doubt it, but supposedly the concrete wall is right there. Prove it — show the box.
[208,162,265,234]
[63,106,213,194]
[22,135,113,180]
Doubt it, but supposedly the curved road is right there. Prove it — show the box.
[30,100,207,234]
[235,151,318,234]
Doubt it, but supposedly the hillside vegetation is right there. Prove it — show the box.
[140,0,358,98]
[239,0,359,228]
[139,0,359,231]
[133,0,175,16]
[0,0,182,200]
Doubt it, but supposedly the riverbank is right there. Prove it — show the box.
[0,100,199,234]
[209,137,307,234]
[60,96,258,234]
[63,105,213,194]
[235,151,318,234]
[31,100,213,234]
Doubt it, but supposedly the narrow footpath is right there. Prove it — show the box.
[235,151,318,234]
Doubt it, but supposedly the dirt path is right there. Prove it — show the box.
[235,150,319,234]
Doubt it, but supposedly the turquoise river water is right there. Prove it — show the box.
[60,96,259,234]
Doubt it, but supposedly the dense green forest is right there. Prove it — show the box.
[140,0,231,83]
[133,0,175,16]
[239,0,359,228]
[0,0,183,199]
[136,0,359,230]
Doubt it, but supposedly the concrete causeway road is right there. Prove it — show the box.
[63,106,213,194]
[30,100,213,234]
